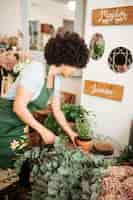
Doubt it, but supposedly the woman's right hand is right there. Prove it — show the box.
[40,128,57,144]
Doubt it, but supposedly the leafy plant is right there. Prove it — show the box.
[15,137,115,200]
[44,104,95,140]
[75,117,93,141]
[93,43,104,56]
[61,104,89,122]
[91,40,105,60]
[116,145,133,165]
[10,135,28,157]
[44,113,63,136]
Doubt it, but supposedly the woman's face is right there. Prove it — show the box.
[59,65,76,77]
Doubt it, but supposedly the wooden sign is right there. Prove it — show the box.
[84,80,124,101]
[92,6,133,25]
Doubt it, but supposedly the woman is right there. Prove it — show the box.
[0,32,89,168]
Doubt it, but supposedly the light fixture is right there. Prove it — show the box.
[67,0,76,12]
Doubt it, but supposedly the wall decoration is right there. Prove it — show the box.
[89,33,105,60]
[108,47,133,73]
[84,80,124,101]
[29,20,42,50]
[41,24,55,35]
[63,19,74,32]
[92,6,133,25]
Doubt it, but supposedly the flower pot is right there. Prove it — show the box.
[75,137,93,152]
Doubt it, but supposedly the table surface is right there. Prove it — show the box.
[0,168,18,192]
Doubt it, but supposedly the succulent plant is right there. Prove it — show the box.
[75,117,93,140]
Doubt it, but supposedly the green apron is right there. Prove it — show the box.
[0,77,54,168]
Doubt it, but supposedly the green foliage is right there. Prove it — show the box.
[10,135,28,157]
[91,41,105,60]
[116,145,133,165]
[44,112,63,136]
[75,117,93,140]
[15,137,114,200]
[61,104,89,122]
[93,43,104,56]
[44,104,95,140]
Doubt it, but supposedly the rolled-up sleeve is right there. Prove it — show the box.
[19,61,44,99]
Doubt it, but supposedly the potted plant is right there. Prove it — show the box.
[75,116,93,152]
[116,145,133,166]
[43,104,95,152]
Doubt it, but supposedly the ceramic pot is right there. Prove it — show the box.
[75,137,93,152]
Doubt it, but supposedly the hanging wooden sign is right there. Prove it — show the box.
[92,6,133,25]
[84,80,124,101]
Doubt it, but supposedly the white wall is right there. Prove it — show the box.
[29,0,74,29]
[0,0,23,35]
[0,0,75,34]
[81,0,133,145]
[61,77,82,104]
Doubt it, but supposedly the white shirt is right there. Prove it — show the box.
[4,61,61,101]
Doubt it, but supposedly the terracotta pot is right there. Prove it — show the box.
[75,137,93,152]
[122,162,133,166]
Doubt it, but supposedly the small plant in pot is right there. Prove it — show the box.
[75,116,94,152]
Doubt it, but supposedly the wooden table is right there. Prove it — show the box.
[0,168,19,200]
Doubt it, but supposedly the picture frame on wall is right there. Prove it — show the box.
[29,20,41,50]
[41,24,55,35]
[63,19,74,32]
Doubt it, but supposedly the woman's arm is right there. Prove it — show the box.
[51,95,77,145]
[13,85,56,144]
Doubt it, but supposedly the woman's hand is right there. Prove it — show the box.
[14,85,57,146]
[68,130,78,147]
[52,96,78,147]
[40,128,57,145]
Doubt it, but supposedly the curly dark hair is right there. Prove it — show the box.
[44,32,89,68]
